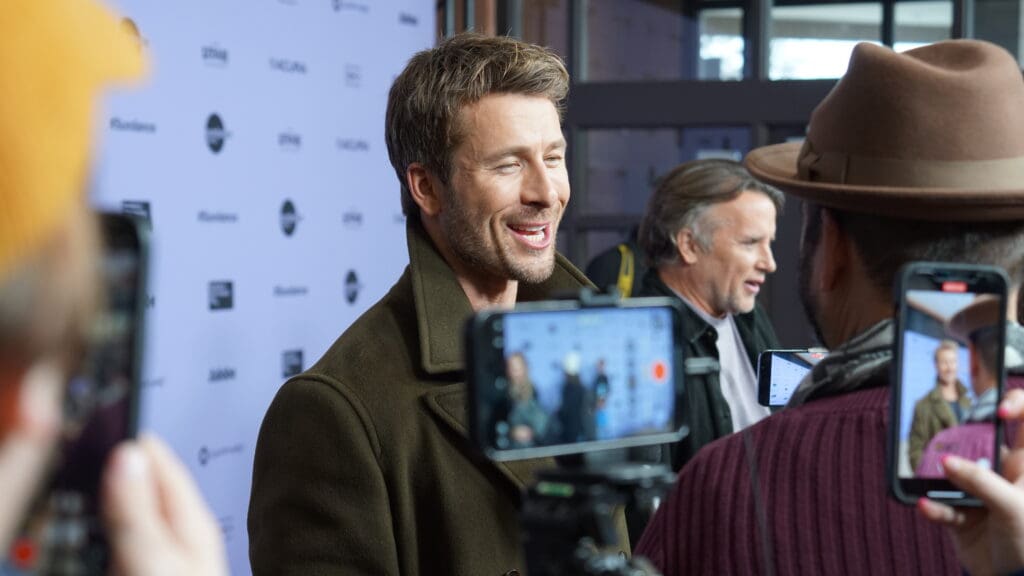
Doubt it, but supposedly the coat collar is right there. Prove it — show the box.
[406,216,592,376]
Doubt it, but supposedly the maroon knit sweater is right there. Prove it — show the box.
[635,387,959,576]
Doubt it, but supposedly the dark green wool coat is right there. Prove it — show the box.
[248,220,597,576]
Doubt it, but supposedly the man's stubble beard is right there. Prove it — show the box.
[441,192,558,285]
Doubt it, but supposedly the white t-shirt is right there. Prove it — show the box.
[681,296,770,431]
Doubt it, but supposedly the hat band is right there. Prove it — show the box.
[797,139,1024,189]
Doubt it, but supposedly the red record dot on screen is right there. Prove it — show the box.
[652,361,667,382]
[11,537,36,568]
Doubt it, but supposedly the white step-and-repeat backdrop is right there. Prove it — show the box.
[92,2,434,573]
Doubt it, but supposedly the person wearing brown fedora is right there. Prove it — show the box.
[635,39,1024,575]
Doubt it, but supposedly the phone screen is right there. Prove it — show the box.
[892,263,1007,504]
[4,213,145,574]
[757,350,819,407]
[467,299,687,461]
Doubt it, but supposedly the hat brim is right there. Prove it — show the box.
[745,142,1024,221]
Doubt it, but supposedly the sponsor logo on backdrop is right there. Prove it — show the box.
[270,58,308,75]
[344,64,362,88]
[141,377,165,388]
[335,138,369,152]
[344,270,362,304]
[198,211,239,224]
[109,117,157,133]
[208,281,234,310]
[206,114,230,153]
[217,516,237,543]
[122,200,151,224]
[342,209,364,229]
[202,44,229,67]
[398,12,419,26]
[278,131,302,152]
[277,0,298,5]
[198,443,244,467]
[273,285,309,297]
[208,367,237,382]
[282,350,303,378]
[332,0,369,12]
[280,200,301,236]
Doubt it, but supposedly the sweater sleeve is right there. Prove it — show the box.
[248,377,400,576]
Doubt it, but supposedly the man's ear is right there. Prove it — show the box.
[406,163,443,217]
[675,229,701,265]
[817,209,850,293]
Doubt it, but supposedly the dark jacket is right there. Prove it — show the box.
[635,268,778,469]
[908,380,970,471]
[248,219,594,576]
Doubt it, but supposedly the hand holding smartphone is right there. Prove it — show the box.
[890,262,1009,506]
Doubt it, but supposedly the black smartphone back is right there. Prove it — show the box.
[889,262,1008,506]
[756,349,823,408]
[5,212,147,573]
[465,297,688,461]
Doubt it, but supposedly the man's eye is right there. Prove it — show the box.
[545,156,564,166]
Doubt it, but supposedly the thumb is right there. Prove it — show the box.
[102,442,176,573]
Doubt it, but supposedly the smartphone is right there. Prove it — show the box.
[757,349,825,408]
[889,262,1008,506]
[4,213,148,574]
[465,297,688,461]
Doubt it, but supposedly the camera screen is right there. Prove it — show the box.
[764,352,813,407]
[472,304,683,460]
[896,288,1002,480]
[4,215,142,574]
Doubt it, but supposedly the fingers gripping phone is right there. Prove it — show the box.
[4,213,147,574]
[889,262,1008,506]
[465,297,688,461]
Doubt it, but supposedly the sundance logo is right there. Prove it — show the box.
[198,211,238,223]
[344,270,363,304]
[208,281,234,311]
[206,114,231,153]
[280,200,301,236]
[110,117,157,133]
[344,64,362,88]
[398,12,418,26]
[202,44,229,67]
[332,0,369,12]
[270,58,308,75]
[273,285,309,297]
[198,444,244,467]
[278,131,302,151]
[208,367,236,382]
[282,349,303,378]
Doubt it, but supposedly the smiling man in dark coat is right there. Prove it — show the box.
[247,34,592,576]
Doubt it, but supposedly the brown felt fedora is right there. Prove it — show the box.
[745,40,1024,221]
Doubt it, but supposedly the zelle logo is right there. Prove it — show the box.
[198,444,244,467]
[206,114,231,154]
[398,12,418,26]
[278,130,302,151]
[282,350,303,378]
[344,270,363,304]
[280,200,301,236]
[202,44,229,67]
[335,138,369,152]
[270,58,308,75]
[208,367,236,382]
[208,281,234,311]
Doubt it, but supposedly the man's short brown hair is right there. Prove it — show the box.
[385,33,569,217]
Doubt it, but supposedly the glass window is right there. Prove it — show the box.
[770,2,883,80]
[578,126,751,217]
[582,0,691,81]
[521,0,570,62]
[700,7,745,80]
[894,1,953,50]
